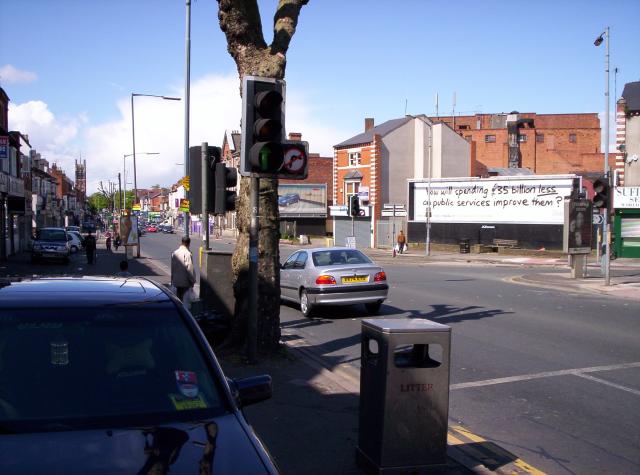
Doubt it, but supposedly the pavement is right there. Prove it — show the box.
[3,237,639,474]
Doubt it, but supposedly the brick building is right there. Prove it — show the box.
[429,112,615,178]
[333,116,469,248]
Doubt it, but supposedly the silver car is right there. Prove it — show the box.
[280,247,388,317]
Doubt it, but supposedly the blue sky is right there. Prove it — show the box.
[1,0,639,192]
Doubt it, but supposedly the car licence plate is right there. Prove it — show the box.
[342,276,368,284]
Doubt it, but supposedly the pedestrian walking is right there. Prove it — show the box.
[171,236,196,301]
[84,232,97,264]
[396,230,406,254]
[106,234,112,252]
[114,234,121,251]
[115,260,132,277]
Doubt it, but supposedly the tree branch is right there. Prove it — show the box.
[271,0,309,57]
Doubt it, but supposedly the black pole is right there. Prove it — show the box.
[248,176,259,363]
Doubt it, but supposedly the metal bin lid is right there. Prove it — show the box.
[362,318,450,333]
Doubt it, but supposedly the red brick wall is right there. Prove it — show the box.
[334,143,375,206]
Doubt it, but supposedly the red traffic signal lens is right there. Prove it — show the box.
[255,90,283,118]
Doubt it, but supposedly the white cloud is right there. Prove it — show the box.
[0,64,37,84]
[8,72,343,194]
[83,73,242,193]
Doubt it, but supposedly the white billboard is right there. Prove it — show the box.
[613,187,640,209]
[410,176,576,224]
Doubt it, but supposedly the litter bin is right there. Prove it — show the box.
[357,319,451,474]
[459,238,470,254]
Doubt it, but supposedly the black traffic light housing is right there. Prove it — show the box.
[240,76,308,179]
[189,145,221,214]
[592,175,610,210]
[349,195,361,217]
[213,163,237,215]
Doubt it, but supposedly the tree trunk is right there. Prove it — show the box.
[218,0,308,354]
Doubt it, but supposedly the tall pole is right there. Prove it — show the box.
[201,142,210,250]
[123,155,127,210]
[426,127,432,256]
[248,177,259,363]
[131,95,138,211]
[183,0,191,238]
[118,173,122,213]
[604,27,611,286]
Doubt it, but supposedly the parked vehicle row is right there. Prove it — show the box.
[31,228,71,264]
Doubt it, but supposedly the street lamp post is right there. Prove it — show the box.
[131,93,180,255]
[594,27,611,286]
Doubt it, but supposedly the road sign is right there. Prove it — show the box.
[180,176,190,191]
[592,213,604,225]
[179,198,190,212]
[132,203,141,211]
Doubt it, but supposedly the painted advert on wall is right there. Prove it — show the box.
[410,176,576,224]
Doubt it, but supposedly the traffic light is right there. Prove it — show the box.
[349,195,360,217]
[213,163,237,215]
[240,76,308,179]
[189,144,221,214]
[592,176,610,210]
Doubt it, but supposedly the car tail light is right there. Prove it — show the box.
[316,275,336,285]
[374,271,386,282]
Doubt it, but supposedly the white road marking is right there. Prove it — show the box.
[451,361,640,393]
[574,373,640,396]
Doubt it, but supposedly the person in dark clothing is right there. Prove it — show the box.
[84,232,97,264]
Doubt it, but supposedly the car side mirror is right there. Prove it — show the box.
[231,375,272,407]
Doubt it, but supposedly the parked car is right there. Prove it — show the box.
[66,231,84,253]
[280,247,388,317]
[146,225,158,233]
[31,228,71,264]
[0,277,279,474]
[161,224,175,234]
[65,226,81,234]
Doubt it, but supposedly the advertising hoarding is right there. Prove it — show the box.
[279,183,327,217]
[410,176,576,224]
[613,187,640,209]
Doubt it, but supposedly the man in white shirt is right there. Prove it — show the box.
[171,236,196,301]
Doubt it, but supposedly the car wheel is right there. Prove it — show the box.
[365,301,383,315]
[300,289,314,318]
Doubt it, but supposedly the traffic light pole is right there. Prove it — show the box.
[603,28,611,287]
[248,176,259,363]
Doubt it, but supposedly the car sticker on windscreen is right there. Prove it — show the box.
[169,393,207,410]
[175,370,199,398]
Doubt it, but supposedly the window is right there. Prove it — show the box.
[485,135,496,143]
[348,152,361,166]
[518,134,527,143]
[569,133,577,143]
[458,125,470,130]
[344,181,360,205]
[294,252,308,269]
[536,134,544,143]
[464,135,472,142]
[312,249,372,267]
[282,252,299,270]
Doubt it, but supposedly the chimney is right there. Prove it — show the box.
[365,118,374,132]
[288,132,302,141]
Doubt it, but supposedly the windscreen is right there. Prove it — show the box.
[0,306,226,432]
[36,229,67,242]
[312,249,372,266]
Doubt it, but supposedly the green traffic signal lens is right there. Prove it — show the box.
[250,142,284,173]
